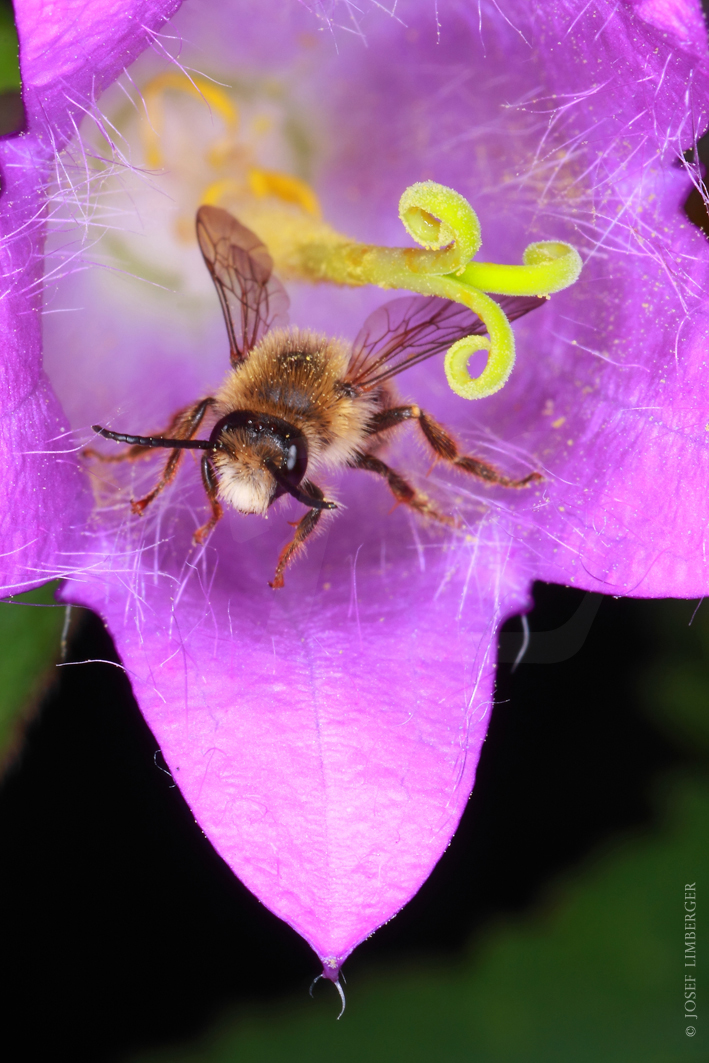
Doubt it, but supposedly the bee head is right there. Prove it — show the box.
[210,410,314,515]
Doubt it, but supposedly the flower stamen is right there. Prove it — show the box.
[141,72,239,169]
[247,169,321,218]
[132,78,581,399]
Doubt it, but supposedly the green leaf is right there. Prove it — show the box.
[0,2,20,93]
[0,581,66,768]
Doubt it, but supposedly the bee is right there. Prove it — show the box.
[90,206,544,588]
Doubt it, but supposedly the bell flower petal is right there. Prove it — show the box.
[0,0,180,593]
[7,0,709,977]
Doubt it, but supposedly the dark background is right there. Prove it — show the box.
[0,586,696,1062]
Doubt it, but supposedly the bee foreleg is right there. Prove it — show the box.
[193,454,224,545]
[368,405,541,489]
[85,398,214,465]
[83,442,155,464]
[131,397,216,515]
[269,483,329,589]
[350,452,456,526]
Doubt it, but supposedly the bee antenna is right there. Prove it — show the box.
[92,425,216,451]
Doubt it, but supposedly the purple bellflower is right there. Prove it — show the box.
[3,0,709,989]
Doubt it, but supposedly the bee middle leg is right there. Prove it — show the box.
[131,397,216,515]
[366,405,541,488]
[269,482,330,590]
[350,452,456,526]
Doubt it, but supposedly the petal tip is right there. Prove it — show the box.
[320,955,342,982]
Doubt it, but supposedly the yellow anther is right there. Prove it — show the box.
[201,178,247,207]
[248,168,322,219]
[141,73,239,169]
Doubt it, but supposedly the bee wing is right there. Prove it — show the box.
[347,293,547,390]
[196,205,290,365]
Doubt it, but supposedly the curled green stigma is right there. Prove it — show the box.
[397,183,582,398]
[391,182,581,399]
[243,180,582,399]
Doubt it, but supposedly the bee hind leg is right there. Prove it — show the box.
[350,452,457,527]
[130,397,216,515]
[269,482,331,589]
[367,405,541,488]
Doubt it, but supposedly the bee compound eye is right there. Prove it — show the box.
[280,435,308,486]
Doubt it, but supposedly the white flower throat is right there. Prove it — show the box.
[84,70,327,304]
